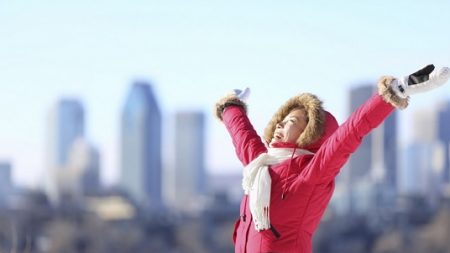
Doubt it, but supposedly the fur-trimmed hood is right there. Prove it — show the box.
[263,93,339,153]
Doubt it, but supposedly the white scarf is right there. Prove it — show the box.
[242,147,313,231]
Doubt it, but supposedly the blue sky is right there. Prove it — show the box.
[1,0,450,188]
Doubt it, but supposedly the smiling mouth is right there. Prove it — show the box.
[274,133,283,140]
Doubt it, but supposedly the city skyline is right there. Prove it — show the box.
[2,78,450,189]
[1,1,450,188]
[3,78,450,198]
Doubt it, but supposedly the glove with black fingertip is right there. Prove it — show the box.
[391,64,450,98]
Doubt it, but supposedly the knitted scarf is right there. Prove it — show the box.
[242,147,313,231]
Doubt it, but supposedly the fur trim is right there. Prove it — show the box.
[214,94,247,121]
[264,93,325,147]
[378,76,409,109]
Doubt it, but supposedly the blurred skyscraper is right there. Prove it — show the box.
[401,109,437,194]
[347,85,374,214]
[166,111,206,212]
[373,92,398,209]
[47,99,85,168]
[120,81,162,209]
[0,161,12,206]
[347,85,398,214]
[46,98,85,204]
[403,144,434,194]
[438,101,450,186]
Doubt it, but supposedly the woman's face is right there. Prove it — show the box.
[271,108,308,145]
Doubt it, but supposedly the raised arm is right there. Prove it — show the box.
[215,91,267,166]
[301,65,450,184]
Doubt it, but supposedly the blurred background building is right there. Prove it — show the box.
[120,82,163,209]
[438,102,450,189]
[0,162,12,206]
[165,111,207,213]
[46,99,85,205]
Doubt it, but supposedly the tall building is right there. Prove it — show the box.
[48,99,85,167]
[400,108,440,206]
[167,111,206,212]
[120,81,162,209]
[0,161,12,206]
[347,85,398,214]
[438,101,450,185]
[46,98,85,204]
[373,98,398,208]
[347,85,374,214]
[402,143,434,195]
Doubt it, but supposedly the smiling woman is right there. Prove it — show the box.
[215,65,450,253]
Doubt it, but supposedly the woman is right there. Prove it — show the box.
[214,65,449,253]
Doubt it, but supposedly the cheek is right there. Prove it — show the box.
[300,124,307,133]
[286,126,302,140]
[295,125,306,137]
[294,128,303,138]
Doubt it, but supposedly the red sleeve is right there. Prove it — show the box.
[300,93,395,184]
[222,106,267,166]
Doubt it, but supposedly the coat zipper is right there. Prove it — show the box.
[241,195,248,222]
[269,224,281,238]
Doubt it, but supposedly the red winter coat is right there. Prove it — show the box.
[222,93,395,253]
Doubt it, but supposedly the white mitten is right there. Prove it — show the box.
[233,87,251,101]
[215,87,250,120]
[391,64,450,98]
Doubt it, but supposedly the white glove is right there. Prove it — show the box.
[233,87,251,101]
[391,64,450,98]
